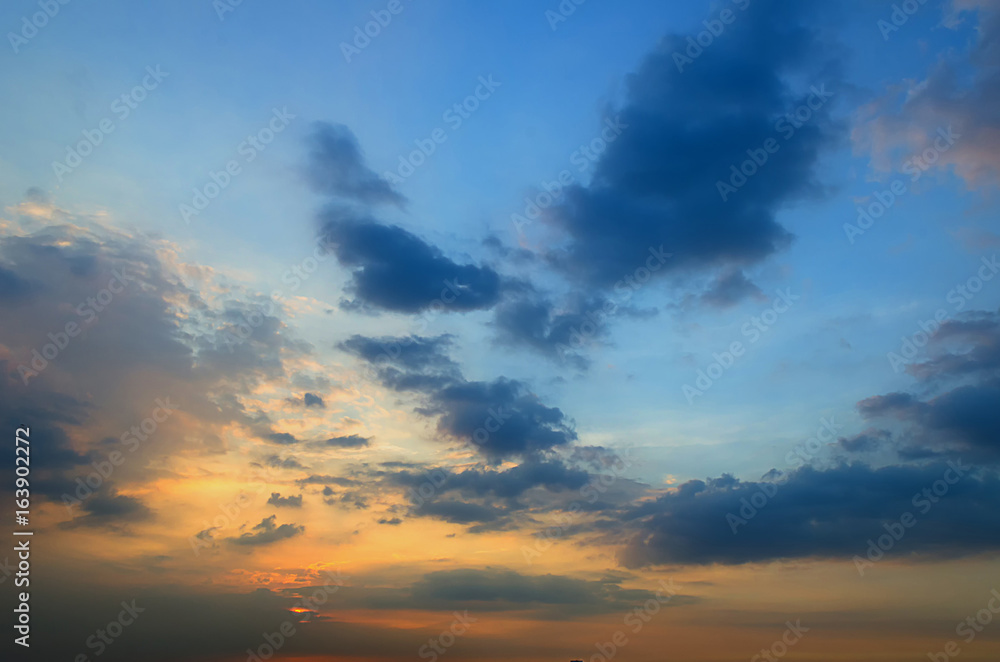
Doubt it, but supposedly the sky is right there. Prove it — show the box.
[2,0,1000,660]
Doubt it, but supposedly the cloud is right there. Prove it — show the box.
[62,490,154,529]
[267,432,299,445]
[338,334,461,389]
[24,570,690,661]
[429,379,577,458]
[320,434,371,448]
[837,429,892,454]
[619,461,1000,566]
[341,335,577,459]
[860,384,1000,459]
[262,454,306,470]
[699,271,765,308]
[304,122,406,207]
[267,492,304,508]
[414,500,506,525]
[0,374,89,499]
[906,313,1000,382]
[538,0,843,299]
[296,474,360,487]
[398,460,594,531]
[285,392,325,408]
[492,294,620,370]
[319,207,503,314]
[391,458,591,501]
[0,218,311,519]
[330,491,369,510]
[0,265,36,302]
[616,309,1000,566]
[228,515,305,546]
[858,310,1000,460]
[405,568,691,616]
[855,1,1000,188]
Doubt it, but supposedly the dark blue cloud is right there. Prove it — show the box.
[837,429,891,454]
[610,306,998,567]
[699,271,764,308]
[339,334,459,374]
[415,500,506,524]
[320,207,503,314]
[429,379,577,458]
[62,490,154,529]
[392,458,591,500]
[305,122,406,207]
[408,568,679,612]
[542,0,843,299]
[907,313,1000,382]
[0,265,36,303]
[860,384,1000,459]
[859,310,1000,460]
[492,294,615,370]
[340,334,576,459]
[620,461,1000,566]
